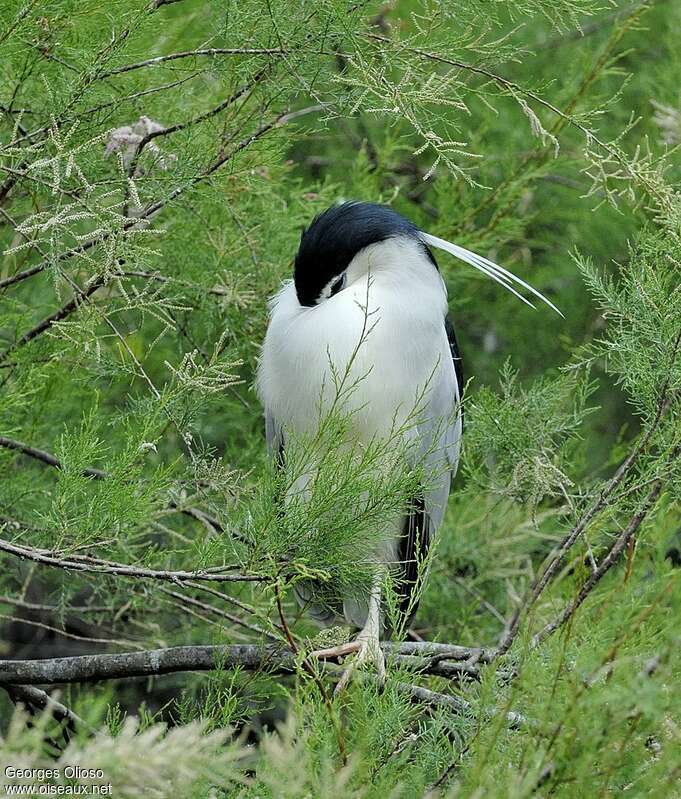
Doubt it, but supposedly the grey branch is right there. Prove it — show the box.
[0,645,294,685]
[0,536,262,583]
[3,684,86,731]
[0,642,491,686]
[101,48,289,78]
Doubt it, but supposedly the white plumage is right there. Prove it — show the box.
[256,202,558,688]
[258,236,458,444]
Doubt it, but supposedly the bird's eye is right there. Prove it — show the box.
[329,273,346,297]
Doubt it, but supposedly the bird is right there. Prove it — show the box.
[256,201,560,690]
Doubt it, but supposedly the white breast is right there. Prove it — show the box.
[257,237,452,442]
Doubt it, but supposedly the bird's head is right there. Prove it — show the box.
[293,202,434,307]
[293,201,562,315]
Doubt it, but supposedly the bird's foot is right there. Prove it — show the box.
[334,634,385,696]
[310,640,362,660]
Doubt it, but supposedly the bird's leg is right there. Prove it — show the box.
[310,574,383,661]
[319,573,385,695]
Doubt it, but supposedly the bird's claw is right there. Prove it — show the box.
[332,635,385,696]
[310,640,362,660]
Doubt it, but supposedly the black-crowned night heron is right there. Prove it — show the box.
[257,202,559,690]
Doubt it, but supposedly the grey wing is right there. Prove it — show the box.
[265,411,285,467]
[395,317,462,628]
[429,316,463,488]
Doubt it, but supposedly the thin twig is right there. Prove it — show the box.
[498,332,680,654]
[0,434,232,539]
[101,48,289,79]
[366,3,667,214]
[536,1,652,51]
[122,66,272,216]
[0,536,263,583]
[0,274,105,363]
[185,580,286,640]
[532,444,680,646]
[0,105,321,327]
[0,596,113,614]
[0,612,143,650]
[79,73,201,117]
[275,581,348,765]
[157,585,277,641]
[0,435,106,478]
[115,270,239,296]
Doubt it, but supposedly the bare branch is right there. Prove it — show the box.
[0,641,491,686]
[101,48,289,79]
[0,536,263,583]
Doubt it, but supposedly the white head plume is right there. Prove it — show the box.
[419,232,563,317]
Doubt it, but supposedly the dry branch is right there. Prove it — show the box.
[0,642,491,686]
[0,536,262,583]
[101,48,289,78]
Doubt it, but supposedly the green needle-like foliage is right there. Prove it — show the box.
[0,0,679,796]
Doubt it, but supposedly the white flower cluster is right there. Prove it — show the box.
[651,100,681,146]
[104,116,177,174]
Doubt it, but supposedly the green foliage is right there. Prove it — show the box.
[464,363,596,506]
[575,226,681,421]
[0,0,680,796]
